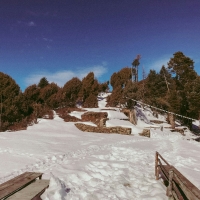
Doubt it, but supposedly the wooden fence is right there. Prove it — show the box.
[155,151,200,200]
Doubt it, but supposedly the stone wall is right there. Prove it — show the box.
[81,112,108,126]
[75,123,131,135]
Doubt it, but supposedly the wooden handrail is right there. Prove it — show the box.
[171,167,200,200]
[155,152,200,200]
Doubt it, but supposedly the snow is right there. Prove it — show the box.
[0,93,199,199]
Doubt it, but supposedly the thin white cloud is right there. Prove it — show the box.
[43,38,53,42]
[17,20,36,27]
[28,21,36,26]
[78,65,107,79]
[25,65,107,87]
[148,55,171,72]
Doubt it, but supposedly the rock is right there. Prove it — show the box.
[139,129,150,137]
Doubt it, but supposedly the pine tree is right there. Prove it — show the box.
[63,77,82,106]
[185,76,200,118]
[38,77,49,88]
[24,84,40,103]
[167,52,198,121]
[79,72,99,107]
[84,94,98,108]
[106,85,123,107]
[39,83,59,107]
[0,72,21,130]
[99,81,109,93]
[110,67,131,90]
[167,51,197,87]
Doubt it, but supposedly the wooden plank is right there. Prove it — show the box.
[172,181,185,200]
[7,179,49,200]
[172,190,182,200]
[159,164,171,180]
[0,172,43,199]
[173,172,200,200]
[170,167,200,199]
[156,153,200,200]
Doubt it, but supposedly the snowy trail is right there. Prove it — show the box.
[0,136,168,199]
[0,95,199,199]
[0,137,161,182]
[41,137,168,200]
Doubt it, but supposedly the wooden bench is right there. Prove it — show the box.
[0,172,49,200]
[155,152,200,200]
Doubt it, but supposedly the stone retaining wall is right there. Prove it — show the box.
[81,112,108,126]
[75,123,131,135]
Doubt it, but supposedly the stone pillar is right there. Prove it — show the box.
[130,109,137,125]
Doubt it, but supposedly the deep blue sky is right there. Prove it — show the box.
[1,0,200,91]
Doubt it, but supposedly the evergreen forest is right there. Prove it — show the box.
[0,51,200,131]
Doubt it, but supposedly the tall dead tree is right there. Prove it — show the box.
[132,55,141,82]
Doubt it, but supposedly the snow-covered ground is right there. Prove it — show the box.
[0,93,199,200]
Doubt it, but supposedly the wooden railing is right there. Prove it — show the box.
[155,151,200,200]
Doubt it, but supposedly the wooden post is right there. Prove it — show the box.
[155,151,159,180]
[167,169,174,198]
[168,113,175,129]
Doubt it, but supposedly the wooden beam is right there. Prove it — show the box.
[6,179,49,200]
[0,172,43,199]
[155,152,200,200]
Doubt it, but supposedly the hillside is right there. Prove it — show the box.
[0,93,199,200]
